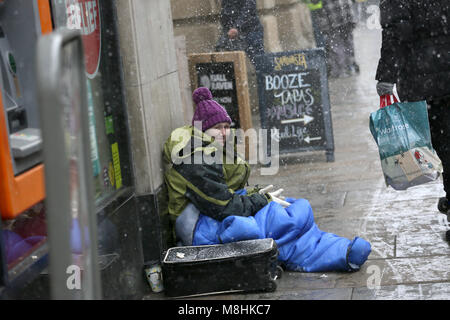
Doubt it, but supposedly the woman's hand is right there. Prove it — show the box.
[228,28,239,39]
[376,81,394,96]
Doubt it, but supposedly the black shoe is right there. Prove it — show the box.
[328,69,340,79]
[348,63,360,75]
[438,197,450,214]
[341,70,352,78]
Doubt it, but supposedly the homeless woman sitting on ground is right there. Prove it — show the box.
[163,87,371,272]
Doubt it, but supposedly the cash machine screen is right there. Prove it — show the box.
[0,0,49,280]
[0,23,43,176]
[0,0,47,220]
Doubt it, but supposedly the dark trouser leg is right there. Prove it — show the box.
[428,97,450,199]
[325,29,347,77]
[310,11,326,49]
[338,24,358,74]
[343,25,356,65]
[323,31,335,76]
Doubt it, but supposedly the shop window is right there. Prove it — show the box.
[50,0,133,206]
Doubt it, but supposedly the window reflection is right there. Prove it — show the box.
[51,0,132,206]
[1,202,47,269]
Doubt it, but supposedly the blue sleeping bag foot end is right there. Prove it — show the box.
[347,237,372,271]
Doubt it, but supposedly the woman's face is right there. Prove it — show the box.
[205,122,231,146]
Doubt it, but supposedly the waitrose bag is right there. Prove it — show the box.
[369,99,442,190]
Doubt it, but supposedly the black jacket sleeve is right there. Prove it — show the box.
[174,162,270,222]
[375,0,413,83]
[221,0,259,34]
[235,0,258,32]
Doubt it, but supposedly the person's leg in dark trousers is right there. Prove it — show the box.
[326,28,348,78]
[428,97,450,242]
[310,10,326,49]
[428,97,450,204]
[341,24,360,75]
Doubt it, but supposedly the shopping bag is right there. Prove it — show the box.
[369,95,443,190]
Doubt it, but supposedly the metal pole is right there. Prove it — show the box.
[36,28,101,300]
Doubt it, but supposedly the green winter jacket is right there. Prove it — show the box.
[163,125,270,225]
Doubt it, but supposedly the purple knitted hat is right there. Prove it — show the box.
[192,87,232,131]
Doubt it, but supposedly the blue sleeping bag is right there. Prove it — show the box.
[182,190,371,272]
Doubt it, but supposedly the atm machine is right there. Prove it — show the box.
[1,31,43,175]
[0,0,52,296]
[0,0,51,220]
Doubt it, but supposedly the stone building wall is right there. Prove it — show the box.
[115,0,184,194]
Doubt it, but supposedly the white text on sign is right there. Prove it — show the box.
[265,73,310,91]
[66,0,99,35]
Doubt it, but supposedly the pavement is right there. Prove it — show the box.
[145,25,450,301]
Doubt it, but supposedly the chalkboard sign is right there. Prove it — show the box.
[255,48,335,162]
[195,62,240,128]
[188,52,253,133]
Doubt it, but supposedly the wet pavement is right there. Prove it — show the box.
[145,25,450,300]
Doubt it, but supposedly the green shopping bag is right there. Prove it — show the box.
[369,96,442,190]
